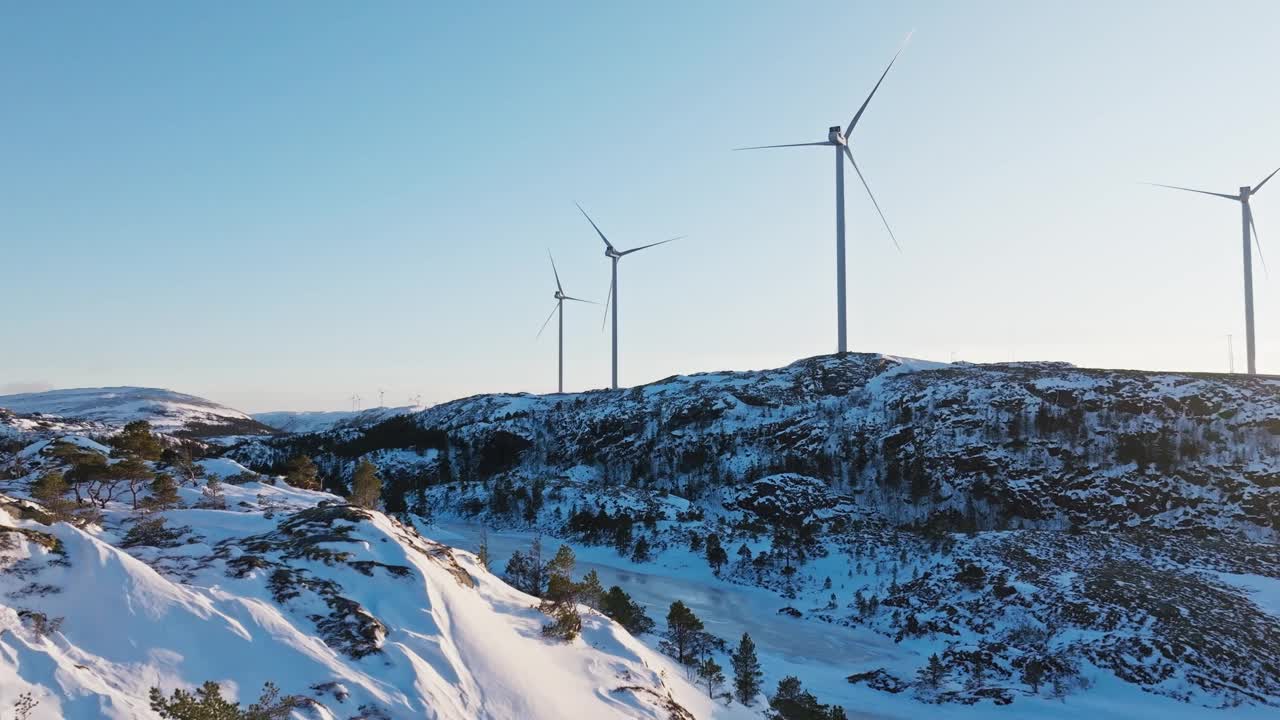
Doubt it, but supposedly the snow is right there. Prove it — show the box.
[0,387,253,434]
[0,488,723,719]
[253,406,417,434]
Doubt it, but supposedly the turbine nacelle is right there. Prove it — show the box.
[1242,186,1253,201]
[828,126,846,145]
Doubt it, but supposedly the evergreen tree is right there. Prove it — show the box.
[145,473,181,511]
[113,420,163,460]
[503,550,536,595]
[576,569,605,610]
[697,656,725,698]
[918,653,946,691]
[539,544,581,641]
[705,533,728,573]
[540,573,582,641]
[660,601,705,667]
[630,535,651,563]
[600,586,655,635]
[283,455,321,491]
[767,675,842,720]
[545,544,575,582]
[149,680,305,719]
[731,632,763,705]
[29,470,75,521]
[348,460,382,509]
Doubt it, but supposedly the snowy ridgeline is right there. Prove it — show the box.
[0,387,276,440]
[234,353,1280,540]
[0,445,722,720]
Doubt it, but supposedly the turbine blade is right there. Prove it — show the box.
[563,295,597,304]
[536,302,559,339]
[1252,166,1280,196]
[1250,206,1269,278]
[1144,182,1238,201]
[619,236,684,256]
[733,141,831,151]
[845,32,911,138]
[547,250,563,293]
[844,146,901,252]
[576,202,617,252]
[601,276,614,331]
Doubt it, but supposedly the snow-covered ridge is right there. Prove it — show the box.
[0,387,275,438]
[233,352,1280,539]
[253,406,417,435]
[0,443,714,719]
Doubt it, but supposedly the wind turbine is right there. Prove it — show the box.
[735,35,910,355]
[576,203,683,390]
[1148,165,1278,375]
[537,251,595,393]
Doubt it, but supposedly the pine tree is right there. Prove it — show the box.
[539,544,581,641]
[918,653,946,690]
[145,473,181,511]
[29,470,75,521]
[149,680,305,719]
[600,586,655,635]
[545,544,575,582]
[113,420,163,460]
[348,460,382,509]
[283,455,321,491]
[660,601,705,667]
[697,655,725,698]
[576,569,605,610]
[705,533,728,573]
[630,535,651,562]
[731,632,763,705]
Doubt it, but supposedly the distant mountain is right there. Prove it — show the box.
[0,387,276,439]
[254,405,417,435]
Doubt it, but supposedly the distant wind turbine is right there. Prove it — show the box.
[1148,165,1278,375]
[537,251,595,393]
[735,34,911,355]
[576,203,683,390]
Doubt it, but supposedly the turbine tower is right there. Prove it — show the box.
[735,35,909,354]
[537,251,594,393]
[1149,166,1278,375]
[576,203,682,390]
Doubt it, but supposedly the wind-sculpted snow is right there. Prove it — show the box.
[0,459,711,718]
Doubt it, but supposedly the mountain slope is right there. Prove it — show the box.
[254,406,416,435]
[0,452,715,719]
[233,353,1280,538]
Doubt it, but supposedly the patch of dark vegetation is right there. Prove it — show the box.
[16,609,63,639]
[120,517,195,549]
[212,504,393,660]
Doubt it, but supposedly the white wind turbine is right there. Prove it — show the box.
[1148,165,1278,375]
[537,251,595,393]
[736,34,910,355]
[576,203,683,389]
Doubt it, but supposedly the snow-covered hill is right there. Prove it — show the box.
[0,446,716,719]
[222,352,1280,714]
[0,387,276,440]
[254,406,417,435]
[234,353,1280,539]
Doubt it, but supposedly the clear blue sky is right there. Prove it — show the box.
[3,1,1278,412]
